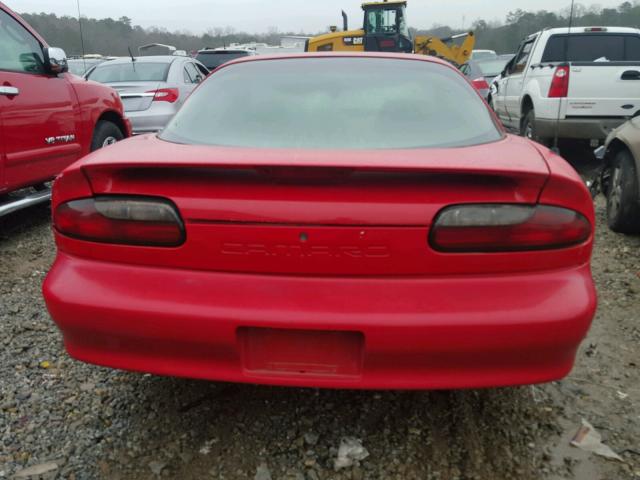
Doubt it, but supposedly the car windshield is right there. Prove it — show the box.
[86,62,171,83]
[476,59,510,77]
[542,33,640,62]
[195,51,250,69]
[160,57,502,150]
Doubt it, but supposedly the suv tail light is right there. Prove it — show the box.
[548,65,570,98]
[471,77,490,91]
[430,204,590,252]
[148,88,180,103]
[54,196,185,247]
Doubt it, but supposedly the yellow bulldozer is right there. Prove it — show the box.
[305,0,475,67]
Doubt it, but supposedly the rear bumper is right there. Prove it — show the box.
[126,108,175,134]
[536,117,627,141]
[43,253,597,390]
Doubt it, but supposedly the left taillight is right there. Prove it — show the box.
[54,196,185,247]
[471,77,490,91]
[430,204,591,253]
[548,65,570,98]
[147,88,180,103]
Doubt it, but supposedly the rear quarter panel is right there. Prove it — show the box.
[534,143,596,233]
[606,117,640,187]
[617,117,640,159]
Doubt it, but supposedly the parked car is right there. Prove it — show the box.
[85,56,209,134]
[44,53,596,390]
[492,27,640,146]
[460,58,513,99]
[471,49,498,60]
[596,114,640,233]
[0,2,130,217]
[195,48,256,70]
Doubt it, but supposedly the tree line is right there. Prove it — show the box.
[19,1,640,57]
[419,1,640,53]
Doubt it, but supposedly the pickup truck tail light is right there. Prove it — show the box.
[548,65,570,98]
[148,88,180,103]
[430,204,590,252]
[54,196,185,247]
[471,77,490,91]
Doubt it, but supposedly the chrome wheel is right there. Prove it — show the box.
[102,136,118,147]
[524,122,534,140]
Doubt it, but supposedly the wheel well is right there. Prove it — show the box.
[521,96,534,117]
[97,111,128,138]
[519,96,534,130]
[605,139,631,165]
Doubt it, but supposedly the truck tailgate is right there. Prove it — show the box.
[567,63,640,116]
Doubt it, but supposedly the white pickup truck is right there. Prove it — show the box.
[491,27,640,146]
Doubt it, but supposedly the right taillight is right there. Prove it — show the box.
[548,65,570,98]
[148,88,180,103]
[54,196,185,247]
[430,204,591,252]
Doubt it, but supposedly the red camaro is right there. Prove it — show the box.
[43,53,596,390]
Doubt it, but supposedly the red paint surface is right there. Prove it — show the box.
[0,2,130,194]
[43,54,597,389]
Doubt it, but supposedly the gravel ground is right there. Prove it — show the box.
[1,154,639,480]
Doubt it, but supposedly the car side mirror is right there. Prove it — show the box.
[45,47,69,74]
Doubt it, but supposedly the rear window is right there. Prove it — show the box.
[195,51,250,70]
[476,59,510,77]
[160,57,502,150]
[87,62,171,83]
[542,34,640,62]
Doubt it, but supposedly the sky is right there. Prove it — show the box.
[10,0,625,33]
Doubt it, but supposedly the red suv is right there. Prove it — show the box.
[0,2,130,216]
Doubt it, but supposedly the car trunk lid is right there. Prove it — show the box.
[109,82,161,112]
[78,135,552,276]
[566,63,640,117]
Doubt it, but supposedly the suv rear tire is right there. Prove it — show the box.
[607,149,640,234]
[521,109,551,147]
[91,120,124,152]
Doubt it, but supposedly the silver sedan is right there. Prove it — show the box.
[85,56,209,134]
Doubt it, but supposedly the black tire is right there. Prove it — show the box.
[520,109,551,147]
[90,120,124,152]
[606,149,640,234]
